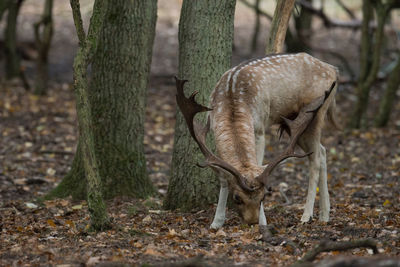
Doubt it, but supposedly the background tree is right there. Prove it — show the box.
[349,0,397,128]
[4,0,24,79]
[0,0,12,21]
[374,52,400,127]
[251,0,261,52]
[46,0,157,201]
[33,0,53,95]
[165,0,236,211]
[286,0,312,53]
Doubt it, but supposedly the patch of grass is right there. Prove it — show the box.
[127,205,138,216]
[143,198,161,210]
[128,228,151,237]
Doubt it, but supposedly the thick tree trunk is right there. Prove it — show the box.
[33,0,53,96]
[47,0,157,201]
[4,0,23,79]
[265,0,296,54]
[374,55,400,127]
[165,0,236,211]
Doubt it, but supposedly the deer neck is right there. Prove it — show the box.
[210,103,259,172]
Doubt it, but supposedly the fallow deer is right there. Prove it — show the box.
[176,52,339,229]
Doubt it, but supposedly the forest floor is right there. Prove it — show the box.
[1,0,400,266]
[1,75,399,267]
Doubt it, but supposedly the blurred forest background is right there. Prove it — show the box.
[0,0,399,266]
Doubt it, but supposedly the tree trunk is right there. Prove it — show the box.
[4,0,23,79]
[374,54,400,127]
[33,0,53,96]
[265,0,296,54]
[349,0,390,128]
[164,0,236,211]
[47,0,157,201]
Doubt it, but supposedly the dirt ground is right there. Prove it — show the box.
[1,1,400,266]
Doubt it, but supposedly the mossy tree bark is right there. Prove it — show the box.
[47,0,157,201]
[374,53,400,127]
[69,0,110,230]
[33,0,53,96]
[349,0,392,128]
[164,0,236,211]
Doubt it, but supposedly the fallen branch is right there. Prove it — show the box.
[293,239,378,266]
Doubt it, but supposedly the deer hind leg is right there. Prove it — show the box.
[210,178,229,229]
[298,125,322,223]
[255,131,267,226]
[318,144,330,222]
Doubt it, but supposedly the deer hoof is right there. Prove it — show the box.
[319,213,329,222]
[301,214,312,223]
[210,221,223,229]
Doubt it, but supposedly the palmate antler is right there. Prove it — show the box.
[175,77,255,192]
[255,81,336,186]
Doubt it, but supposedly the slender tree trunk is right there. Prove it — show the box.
[374,54,400,127]
[165,0,236,211]
[47,0,157,201]
[33,0,53,96]
[349,0,390,128]
[265,0,296,54]
[4,0,23,79]
[69,0,110,230]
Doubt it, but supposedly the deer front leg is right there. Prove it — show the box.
[255,132,267,226]
[210,179,229,229]
[318,144,330,222]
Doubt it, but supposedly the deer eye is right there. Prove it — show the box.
[233,194,243,205]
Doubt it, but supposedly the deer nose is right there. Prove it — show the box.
[242,210,259,225]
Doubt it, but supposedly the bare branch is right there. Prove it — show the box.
[335,0,357,19]
[70,0,86,45]
[296,0,362,29]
